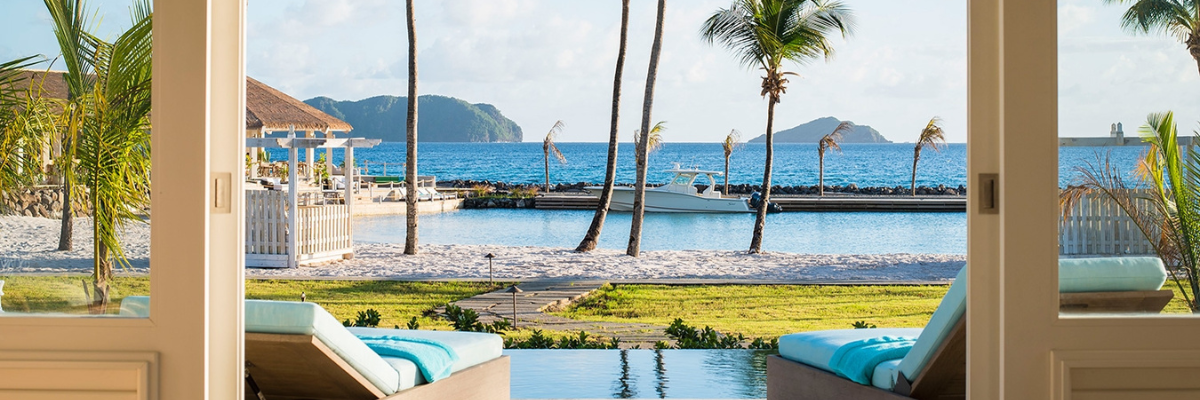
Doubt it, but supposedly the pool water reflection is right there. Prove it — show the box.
[506,349,772,399]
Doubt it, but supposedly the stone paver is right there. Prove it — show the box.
[448,281,668,348]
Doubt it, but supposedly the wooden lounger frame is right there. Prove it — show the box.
[244,333,510,400]
[767,289,1174,400]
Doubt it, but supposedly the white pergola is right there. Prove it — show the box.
[246,129,381,268]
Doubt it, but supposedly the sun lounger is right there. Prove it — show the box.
[118,297,509,400]
[768,257,1173,400]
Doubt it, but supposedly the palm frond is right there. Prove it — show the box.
[701,0,855,72]
[916,116,946,152]
[544,120,566,164]
[722,129,743,156]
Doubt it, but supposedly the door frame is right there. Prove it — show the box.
[0,1,245,399]
[967,0,1200,399]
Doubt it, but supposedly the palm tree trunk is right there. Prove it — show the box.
[403,0,419,255]
[723,154,730,196]
[544,152,551,194]
[819,150,824,197]
[911,149,920,196]
[748,98,776,254]
[627,0,666,257]
[58,178,73,250]
[90,220,111,314]
[576,0,630,253]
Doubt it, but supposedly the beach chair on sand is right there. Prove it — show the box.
[767,257,1174,400]
[118,297,510,400]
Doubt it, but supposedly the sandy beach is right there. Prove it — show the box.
[0,216,964,281]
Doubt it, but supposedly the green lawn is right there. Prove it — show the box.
[3,276,1193,341]
[0,276,499,329]
[553,283,1196,339]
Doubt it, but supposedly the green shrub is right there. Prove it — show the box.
[343,308,382,328]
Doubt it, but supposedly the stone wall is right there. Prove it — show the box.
[1,187,89,219]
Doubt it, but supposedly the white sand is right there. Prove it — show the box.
[0,215,964,281]
[0,216,150,273]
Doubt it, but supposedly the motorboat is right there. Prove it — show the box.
[586,165,754,213]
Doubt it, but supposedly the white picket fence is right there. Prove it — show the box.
[245,190,352,267]
[1059,192,1155,256]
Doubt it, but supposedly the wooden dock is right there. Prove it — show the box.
[533,194,966,212]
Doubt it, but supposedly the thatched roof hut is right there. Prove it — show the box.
[246,77,352,134]
[3,71,352,134]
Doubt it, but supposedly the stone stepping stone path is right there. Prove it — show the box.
[449,281,667,349]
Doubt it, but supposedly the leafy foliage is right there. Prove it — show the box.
[852,320,877,329]
[633,121,667,165]
[503,329,621,349]
[406,316,421,330]
[0,57,58,196]
[662,318,777,349]
[343,308,382,328]
[1062,111,1200,311]
[443,304,511,334]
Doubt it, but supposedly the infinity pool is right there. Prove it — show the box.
[356,209,966,254]
[507,349,771,399]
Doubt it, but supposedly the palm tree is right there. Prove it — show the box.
[0,56,56,196]
[721,129,742,195]
[575,0,631,253]
[1104,0,1200,76]
[633,122,666,165]
[910,116,945,196]
[702,0,855,253]
[45,0,98,252]
[627,0,668,257]
[404,0,419,256]
[43,0,153,312]
[818,121,852,196]
[542,120,567,194]
[1061,111,1200,311]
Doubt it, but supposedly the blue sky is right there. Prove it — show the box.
[2,0,1197,143]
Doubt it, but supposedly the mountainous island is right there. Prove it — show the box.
[749,116,891,143]
[305,95,523,142]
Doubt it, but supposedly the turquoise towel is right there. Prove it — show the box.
[828,335,916,385]
[356,335,460,382]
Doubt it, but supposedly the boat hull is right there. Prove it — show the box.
[585,187,753,213]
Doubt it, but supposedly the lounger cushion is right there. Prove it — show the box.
[1059,257,1166,293]
[118,295,150,318]
[347,327,504,391]
[897,267,967,382]
[778,327,922,380]
[244,300,403,395]
[872,359,902,390]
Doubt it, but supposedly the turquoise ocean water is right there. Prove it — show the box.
[270,142,1145,188]
[285,143,1143,254]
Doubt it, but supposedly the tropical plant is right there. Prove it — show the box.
[1104,0,1200,76]
[575,0,631,253]
[404,0,419,256]
[633,122,667,165]
[542,120,567,194]
[702,0,855,253]
[42,0,153,312]
[818,121,853,196]
[721,129,743,195]
[1061,111,1200,312]
[45,0,99,252]
[0,56,58,198]
[628,0,668,258]
[469,184,494,197]
[910,116,946,196]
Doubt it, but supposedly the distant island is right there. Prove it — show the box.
[749,116,891,144]
[305,95,523,142]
